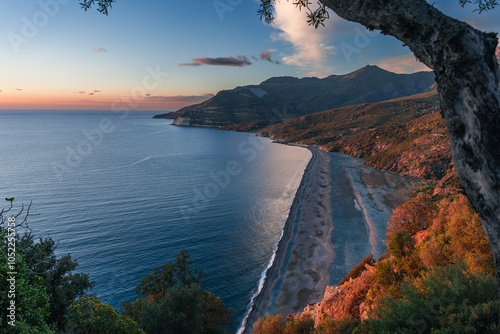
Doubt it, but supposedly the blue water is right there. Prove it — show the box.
[0,110,311,330]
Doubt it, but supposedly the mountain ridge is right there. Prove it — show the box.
[155,65,436,127]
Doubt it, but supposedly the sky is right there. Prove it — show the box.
[0,0,499,111]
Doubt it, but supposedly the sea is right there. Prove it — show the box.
[0,110,311,331]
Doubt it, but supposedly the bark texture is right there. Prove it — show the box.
[322,0,500,297]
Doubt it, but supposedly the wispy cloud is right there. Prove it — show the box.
[374,54,431,74]
[179,62,202,67]
[271,1,337,75]
[15,88,23,91]
[92,48,107,53]
[260,50,280,64]
[76,90,101,95]
[179,56,251,67]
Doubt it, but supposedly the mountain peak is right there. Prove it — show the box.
[165,65,436,127]
[341,65,389,79]
[260,76,299,85]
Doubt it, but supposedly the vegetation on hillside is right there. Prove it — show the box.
[121,249,232,334]
[0,202,93,332]
[253,91,450,179]
[0,202,232,334]
[253,190,497,333]
[250,90,497,333]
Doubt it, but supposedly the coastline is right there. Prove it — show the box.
[240,146,335,333]
[239,147,412,333]
[235,145,316,334]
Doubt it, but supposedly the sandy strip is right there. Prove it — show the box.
[242,148,412,333]
[326,152,411,284]
[242,147,334,332]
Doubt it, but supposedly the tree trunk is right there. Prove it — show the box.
[322,0,500,298]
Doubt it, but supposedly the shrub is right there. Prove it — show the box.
[385,193,434,239]
[254,314,285,334]
[284,313,315,334]
[315,316,356,334]
[418,194,494,275]
[66,296,145,334]
[363,264,498,334]
[338,254,375,286]
[123,250,232,334]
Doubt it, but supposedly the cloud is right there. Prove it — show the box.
[179,55,252,67]
[92,48,107,53]
[75,90,101,95]
[179,62,202,67]
[145,94,214,103]
[271,1,337,75]
[260,50,280,64]
[15,88,23,91]
[374,54,431,74]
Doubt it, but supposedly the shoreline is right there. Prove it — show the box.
[239,146,412,333]
[240,146,335,333]
[236,145,317,334]
[163,123,414,332]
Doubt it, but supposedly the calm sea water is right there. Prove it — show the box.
[0,110,311,330]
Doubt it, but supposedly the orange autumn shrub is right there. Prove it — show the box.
[385,193,434,241]
[418,194,494,275]
[254,314,285,334]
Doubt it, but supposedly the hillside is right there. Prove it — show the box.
[159,66,435,127]
[250,81,497,334]
[241,91,450,179]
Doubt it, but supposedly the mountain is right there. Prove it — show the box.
[161,66,435,127]
[496,45,500,64]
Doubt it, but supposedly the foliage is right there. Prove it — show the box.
[363,264,499,334]
[0,258,53,333]
[128,284,231,334]
[123,250,231,334]
[254,314,285,334]
[338,253,375,286]
[254,314,356,334]
[80,0,115,15]
[257,0,329,28]
[284,313,315,334]
[17,233,94,329]
[135,249,205,301]
[0,200,93,331]
[459,0,498,12]
[66,296,145,334]
[315,316,356,334]
[385,193,434,238]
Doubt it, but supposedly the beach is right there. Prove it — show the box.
[241,147,412,333]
